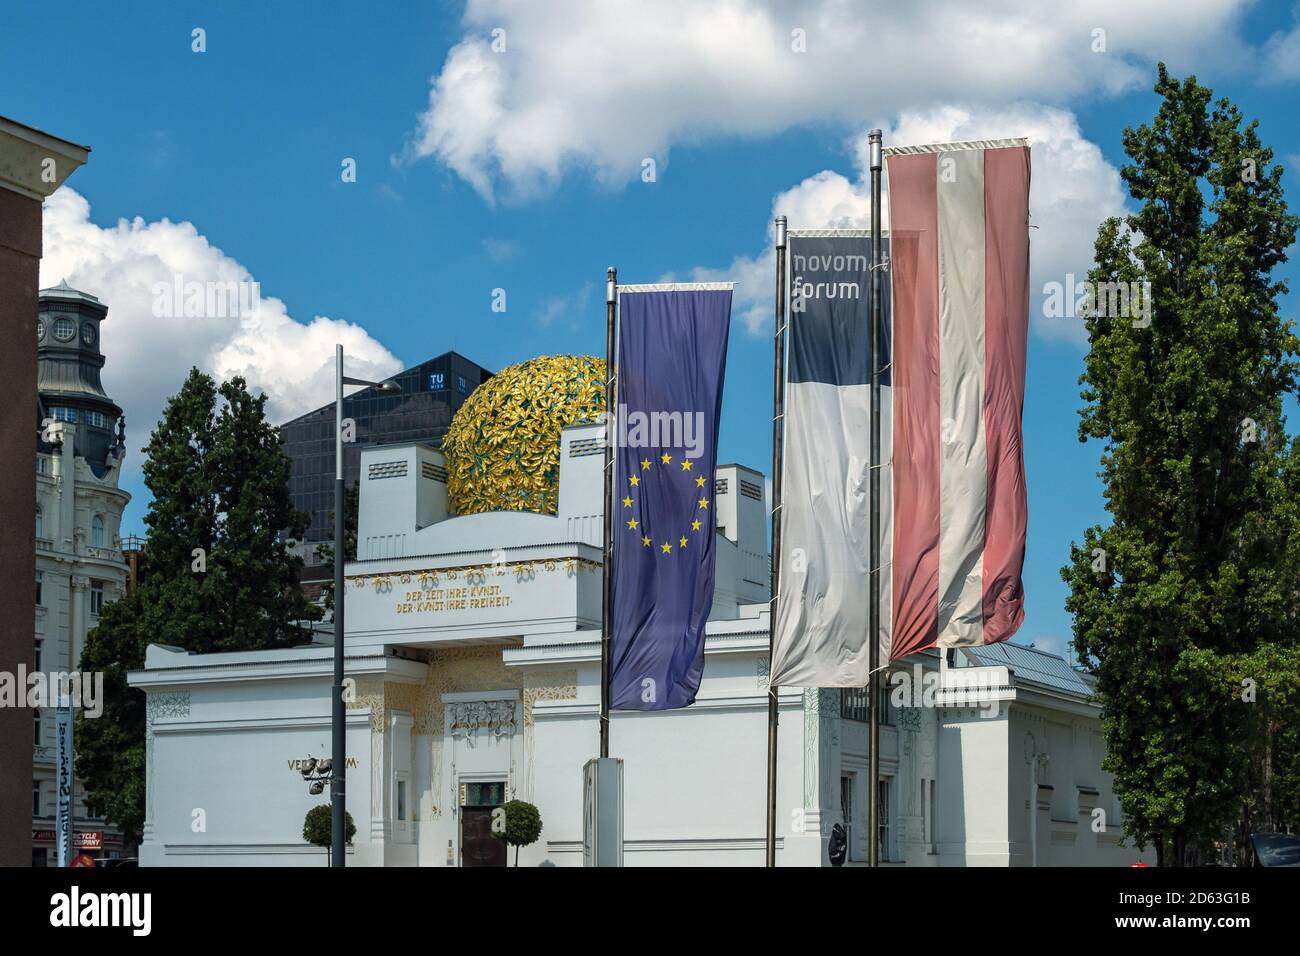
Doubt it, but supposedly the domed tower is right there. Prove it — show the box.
[36,280,125,474]
[32,280,130,865]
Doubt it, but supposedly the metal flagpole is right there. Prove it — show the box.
[600,267,617,758]
[867,129,883,868]
[765,216,788,867]
[332,343,346,868]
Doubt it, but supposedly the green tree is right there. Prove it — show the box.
[1062,65,1300,865]
[303,804,355,863]
[492,799,543,866]
[316,481,359,613]
[76,369,322,844]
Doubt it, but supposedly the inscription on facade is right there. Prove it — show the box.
[395,585,512,614]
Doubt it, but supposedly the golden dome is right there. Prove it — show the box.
[443,354,605,515]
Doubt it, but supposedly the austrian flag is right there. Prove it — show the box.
[770,140,1030,687]
[885,139,1031,661]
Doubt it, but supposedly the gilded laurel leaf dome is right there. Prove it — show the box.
[443,354,606,515]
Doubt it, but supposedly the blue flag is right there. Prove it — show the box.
[610,286,732,710]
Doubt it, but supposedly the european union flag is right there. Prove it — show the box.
[610,285,732,710]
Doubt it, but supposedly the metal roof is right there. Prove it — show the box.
[966,641,1094,697]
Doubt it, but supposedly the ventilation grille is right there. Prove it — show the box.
[569,437,603,457]
[740,479,763,501]
[368,460,408,480]
[715,478,729,496]
[421,460,448,483]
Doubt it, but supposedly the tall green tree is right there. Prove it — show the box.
[1062,65,1300,865]
[77,369,321,843]
[316,481,359,613]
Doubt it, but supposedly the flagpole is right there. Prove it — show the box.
[765,215,788,867]
[600,266,617,759]
[867,129,883,868]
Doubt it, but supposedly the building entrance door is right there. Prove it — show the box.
[459,781,507,867]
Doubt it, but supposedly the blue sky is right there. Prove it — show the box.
[5,0,1299,655]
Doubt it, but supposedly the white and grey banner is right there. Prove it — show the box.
[771,232,891,687]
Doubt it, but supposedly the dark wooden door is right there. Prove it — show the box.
[460,807,507,867]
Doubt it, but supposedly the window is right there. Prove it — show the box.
[91,515,105,548]
[53,317,75,342]
[397,780,407,821]
[878,779,891,862]
[33,712,41,747]
[840,775,854,858]
[85,410,106,428]
[929,779,937,854]
[35,571,42,606]
[90,581,105,617]
[35,507,42,539]
[34,639,42,672]
[50,407,77,423]
[841,681,895,725]
[33,781,41,817]
[921,776,927,845]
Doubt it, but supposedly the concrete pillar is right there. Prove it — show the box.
[0,115,88,867]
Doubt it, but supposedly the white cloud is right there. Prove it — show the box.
[533,282,594,329]
[39,189,403,472]
[1262,8,1300,83]
[686,103,1126,343]
[408,0,1251,199]
[482,237,521,261]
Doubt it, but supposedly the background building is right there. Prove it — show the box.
[279,351,491,592]
[33,281,130,864]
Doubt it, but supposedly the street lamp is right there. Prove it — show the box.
[331,344,400,867]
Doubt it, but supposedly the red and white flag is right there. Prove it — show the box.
[884,139,1030,661]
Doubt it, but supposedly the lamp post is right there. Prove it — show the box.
[331,344,400,867]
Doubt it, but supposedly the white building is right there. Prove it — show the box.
[33,281,131,864]
[130,415,1149,866]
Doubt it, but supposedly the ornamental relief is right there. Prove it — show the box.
[449,699,518,743]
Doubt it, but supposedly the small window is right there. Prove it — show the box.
[91,515,105,548]
[929,779,937,854]
[397,780,407,821]
[90,581,104,617]
[35,571,43,606]
[51,407,77,423]
[33,712,41,747]
[35,507,42,539]
[878,779,891,862]
[33,781,41,817]
[34,639,42,672]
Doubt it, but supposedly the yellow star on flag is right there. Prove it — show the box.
[641,458,651,470]
[695,475,706,487]
[627,517,638,530]
[623,495,633,507]
[660,541,672,554]
[691,519,702,531]
[698,496,710,510]
[680,459,693,471]
[660,452,672,465]
[679,536,688,548]
[629,475,640,487]
[642,535,651,547]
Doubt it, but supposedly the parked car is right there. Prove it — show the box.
[1250,832,1300,866]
